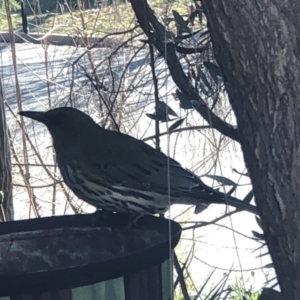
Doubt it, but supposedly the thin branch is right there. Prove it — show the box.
[194,255,265,272]
[142,125,212,142]
[182,221,257,242]
[13,182,63,188]
[81,67,120,132]
[182,209,239,230]
[176,43,210,54]
[174,252,191,300]
[12,163,56,167]
[149,42,161,150]
[8,129,39,218]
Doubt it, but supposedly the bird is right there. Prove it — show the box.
[19,107,257,216]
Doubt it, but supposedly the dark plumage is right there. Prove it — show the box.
[19,107,257,215]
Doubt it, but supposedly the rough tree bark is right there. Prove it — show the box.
[201,1,300,299]
[0,75,14,221]
[128,0,299,297]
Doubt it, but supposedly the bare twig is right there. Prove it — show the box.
[142,125,211,141]
[174,252,191,300]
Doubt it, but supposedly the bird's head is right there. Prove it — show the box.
[19,107,97,150]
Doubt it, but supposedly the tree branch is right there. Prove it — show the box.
[176,43,210,54]
[174,252,191,300]
[128,0,240,142]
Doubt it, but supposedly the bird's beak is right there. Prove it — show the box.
[19,111,48,124]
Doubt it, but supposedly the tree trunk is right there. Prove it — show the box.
[0,75,14,221]
[201,1,300,298]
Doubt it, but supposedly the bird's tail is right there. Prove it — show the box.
[173,187,258,215]
[201,193,257,214]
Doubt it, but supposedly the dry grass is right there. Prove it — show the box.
[1,0,196,37]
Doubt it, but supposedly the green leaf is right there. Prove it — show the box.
[146,113,170,122]
[256,252,270,259]
[243,190,254,204]
[190,100,200,108]
[203,61,222,76]
[210,95,220,111]
[255,215,262,229]
[197,68,213,91]
[175,89,193,109]
[173,29,202,45]
[139,39,150,44]
[226,185,237,195]
[232,168,250,177]
[263,263,274,269]
[198,82,210,96]
[253,243,266,252]
[206,175,237,186]
[203,61,222,84]
[252,230,265,240]
[172,10,191,35]
[169,118,185,131]
[156,101,178,117]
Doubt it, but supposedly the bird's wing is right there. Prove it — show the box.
[78,140,201,193]
[61,135,258,214]
[89,157,199,192]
